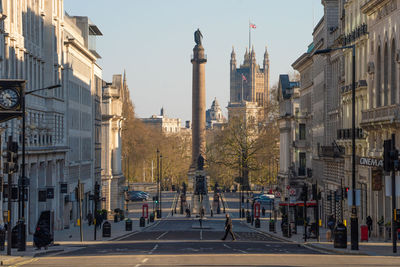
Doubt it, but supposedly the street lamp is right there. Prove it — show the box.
[314,45,358,250]
[18,84,61,251]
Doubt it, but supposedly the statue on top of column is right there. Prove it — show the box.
[194,28,203,46]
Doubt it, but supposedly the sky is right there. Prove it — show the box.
[64,0,324,123]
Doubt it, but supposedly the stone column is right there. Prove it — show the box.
[191,44,207,168]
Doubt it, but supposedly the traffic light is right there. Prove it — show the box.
[344,187,349,199]
[384,139,392,172]
[4,141,18,174]
[300,184,308,201]
[94,182,100,201]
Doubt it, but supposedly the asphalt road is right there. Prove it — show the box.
[21,192,400,266]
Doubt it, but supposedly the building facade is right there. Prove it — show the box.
[361,0,400,237]
[206,98,226,129]
[228,46,270,121]
[63,14,102,228]
[277,75,301,195]
[141,108,181,134]
[101,74,125,215]
[0,0,67,233]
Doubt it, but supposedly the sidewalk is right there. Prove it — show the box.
[244,217,400,256]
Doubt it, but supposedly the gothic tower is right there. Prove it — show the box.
[228,45,270,120]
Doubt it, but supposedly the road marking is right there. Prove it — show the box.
[223,243,231,249]
[148,244,158,255]
[156,231,168,240]
[134,258,148,267]
[200,229,203,240]
[223,242,247,254]
[142,258,148,263]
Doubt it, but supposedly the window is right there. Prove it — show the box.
[299,124,306,140]
[376,46,381,107]
[384,43,388,106]
[299,152,306,176]
[391,39,397,105]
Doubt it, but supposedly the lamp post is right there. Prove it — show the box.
[156,149,160,217]
[314,45,358,250]
[159,153,163,218]
[18,84,61,251]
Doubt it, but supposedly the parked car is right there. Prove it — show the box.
[128,191,148,201]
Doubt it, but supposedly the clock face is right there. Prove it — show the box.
[0,88,20,110]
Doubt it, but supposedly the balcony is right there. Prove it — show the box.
[361,105,400,129]
[319,144,345,158]
[337,128,365,140]
[293,139,310,149]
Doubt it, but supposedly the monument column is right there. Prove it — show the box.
[191,33,207,168]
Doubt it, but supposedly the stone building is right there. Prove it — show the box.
[141,108,181,134]
[101,74,125,215]
[277,75,300,194]
[0,0,67,232]
[206,98,226,129]
[361,0,400,237]
[283,0,347,226]
[63,13,103,227]
[228,46,270,121]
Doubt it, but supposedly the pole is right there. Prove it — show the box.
[248,20,251,51]
[17,88,26,251]
[78,180,83,242]
[391,133,397,253]
[304,183,307,243]
[94,182,98,241]
[316,180,320,242]
[241,78,244,102]
[341,178,344,223]
[156,149,160,216]
[160,154,163,218]
[7,137,12,255]
[350,45,359,250]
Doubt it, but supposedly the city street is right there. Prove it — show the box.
[18,192,400,266]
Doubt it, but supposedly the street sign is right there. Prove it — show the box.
[289,189,296,196]
[274,191,281,198]
[290,196,296,202]
[286,185,291,190]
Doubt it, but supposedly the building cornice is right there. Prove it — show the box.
[361,0,392,15]
[64,37,97,62]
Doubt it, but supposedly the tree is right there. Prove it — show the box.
[206,98,279,190]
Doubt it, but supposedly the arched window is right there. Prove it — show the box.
[391,39,397,105]
[384,43,389,106]
[376,46,382,107]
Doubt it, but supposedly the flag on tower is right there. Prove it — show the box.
[242,73,247,81]
[250,23,256,29]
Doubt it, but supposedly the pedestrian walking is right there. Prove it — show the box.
[221,214,236,241]
[87,212,93,226]
[366,215,373,238]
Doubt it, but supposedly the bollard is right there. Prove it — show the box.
[255,218,260,228]
[125,219,132,231]
[149,213,154,223]
[139,217,145,227]
[102,221,111,237]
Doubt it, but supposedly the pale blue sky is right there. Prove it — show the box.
[64,0,323,122]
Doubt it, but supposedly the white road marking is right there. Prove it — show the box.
[142,258,148,263]
[223,242,247,254]
[148,244,158,255]
[200,229,203,240]
[156,231,168,240]
[223,243,231,249]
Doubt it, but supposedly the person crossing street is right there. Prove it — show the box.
[221,213,236,241]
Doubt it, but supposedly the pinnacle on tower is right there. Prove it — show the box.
[264,45,269,58]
